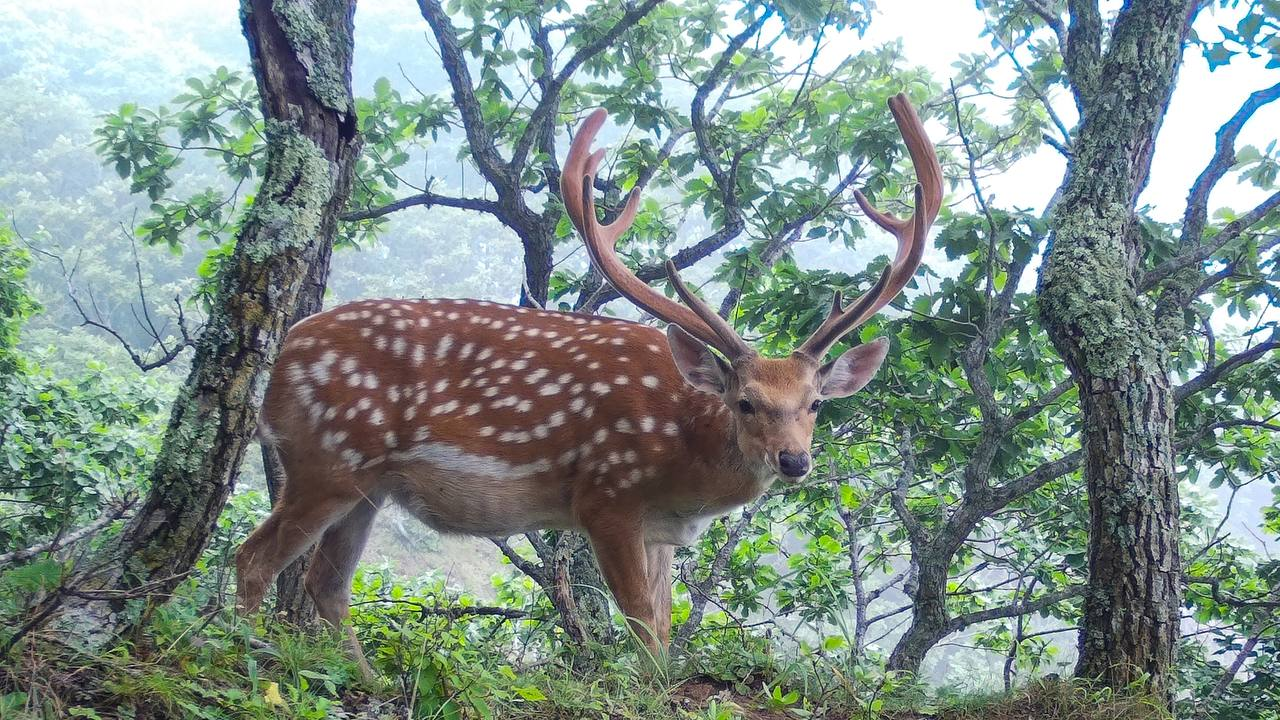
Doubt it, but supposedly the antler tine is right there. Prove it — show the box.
[563,109,752,360]
[796,94,941,360]
[664,261,752,358]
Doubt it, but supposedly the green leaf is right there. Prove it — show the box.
[513,686,546,701]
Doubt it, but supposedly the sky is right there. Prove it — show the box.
[23,0,1274,227]
[858,1,1278,223]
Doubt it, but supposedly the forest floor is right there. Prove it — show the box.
[3,641,1171,720]
[0,571,1168,720]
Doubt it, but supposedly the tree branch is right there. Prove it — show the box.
[1174,338,1279,403]
[0,499,135,567]
[690,6,774,194]
[418,0,514,190]
[889,428,928,549]
[1142,191,1280,292]
[1063,0,1103,107]
[342,189,500,221]
[1181,81,1280,245]
[510,0,664,171]
[1023,0,1068,51]
[944,586,1084,634]
[991,448,1084,506]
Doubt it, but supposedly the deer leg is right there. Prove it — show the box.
[235,491,362,616]
[645,542,675,648]
[304,493,382,680]
[305,493,382,625]
[584,518,660,656]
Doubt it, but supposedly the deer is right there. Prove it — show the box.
[235,93,941,667]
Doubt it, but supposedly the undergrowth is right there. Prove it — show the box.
[0,566,1169,720]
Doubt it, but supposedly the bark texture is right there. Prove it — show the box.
[1038,0,1197,694]
[60,0,360,638]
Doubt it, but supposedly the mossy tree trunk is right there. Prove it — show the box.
[61,0,360,638]
[1038,0,1198,696]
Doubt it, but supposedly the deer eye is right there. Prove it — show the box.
[810,399,822,413]
[737,399,755,414]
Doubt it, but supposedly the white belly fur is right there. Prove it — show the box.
[383,442,574,536]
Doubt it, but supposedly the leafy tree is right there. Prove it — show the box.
[38,0,1280,706]
[49,0,363,642]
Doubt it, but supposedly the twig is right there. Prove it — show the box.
[0,499,136,567]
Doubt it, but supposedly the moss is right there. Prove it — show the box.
[271,0,352,113]
[1039,200,1163,379]
[239,119,335,263]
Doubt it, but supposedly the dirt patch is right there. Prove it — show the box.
[670,675,794,720]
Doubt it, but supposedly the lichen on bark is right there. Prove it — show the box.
[239,120,336,262]
[270,0,353,113]
[1037,0,1196,698]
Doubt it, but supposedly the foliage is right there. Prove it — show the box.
[1,0,1278,716]
[0,222,164,554]
[0,219,37,377]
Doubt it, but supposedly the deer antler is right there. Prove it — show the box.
[562,109,752,360]
[795,93,943,361]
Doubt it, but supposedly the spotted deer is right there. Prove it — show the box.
[235,94,941,660]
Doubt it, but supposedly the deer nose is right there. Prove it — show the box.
[778,450,810,478]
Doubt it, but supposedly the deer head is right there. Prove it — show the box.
[562,94,942,480]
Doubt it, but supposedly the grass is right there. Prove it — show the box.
[890,677,1172,720]
[0,570,1172,720]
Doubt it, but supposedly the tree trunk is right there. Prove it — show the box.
[265,250,334,624]
[1071,371,1180,686]
[518,223,554,308]
[57,0,360,641]
[1038,0,1196,696]
[886,556,949,675]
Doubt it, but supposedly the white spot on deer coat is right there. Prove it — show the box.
[436,335,454,359]
[430,399,459,416]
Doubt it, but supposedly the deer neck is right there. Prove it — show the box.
[670,387,775,514]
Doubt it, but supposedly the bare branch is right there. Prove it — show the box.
[1174,339,1279,403]
[342,188,500,221]
[0,499,135,567]
[944,586,1084,634]
[21,228,195,371]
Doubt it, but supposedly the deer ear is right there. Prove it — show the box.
[818,337,889,398]
[667,325,730,394]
